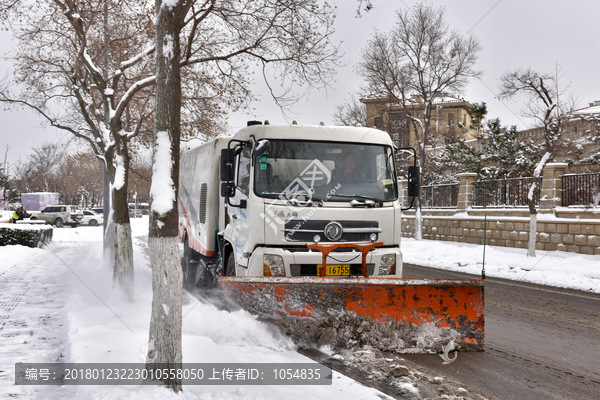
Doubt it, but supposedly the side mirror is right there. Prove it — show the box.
[407,166,420,197]
[252,140,270,157]
[220,149,235,182]
[234,145,244,156]
[221,182,236,198]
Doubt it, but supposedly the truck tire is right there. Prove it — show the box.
[182,236,197,288]
[54,218,63,228]
[226,253,236,276]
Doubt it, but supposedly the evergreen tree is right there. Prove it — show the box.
[467,102,488,134]
[430,118,540,182]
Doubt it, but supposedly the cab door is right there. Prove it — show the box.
[226,146,252,269]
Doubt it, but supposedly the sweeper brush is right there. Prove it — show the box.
[219,277,484,353]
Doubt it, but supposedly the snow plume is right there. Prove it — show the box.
[150,131,175,215]
[182,293,295,352]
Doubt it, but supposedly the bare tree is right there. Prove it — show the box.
[499,66,577,257]
[0,0,157,296]
[11,142,66,194]
[356,2,481,239]
[60,152,104,208]
[0,0,233,297]
[147,0,340,391]
[332,93,367,127]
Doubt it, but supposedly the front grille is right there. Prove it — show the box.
[284,220,380,242]
[290,263,375,276]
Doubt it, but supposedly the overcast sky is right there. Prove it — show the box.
[2,0,600,169]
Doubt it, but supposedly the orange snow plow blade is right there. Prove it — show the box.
[219,277,484,352]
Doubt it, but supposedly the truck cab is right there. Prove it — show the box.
[179,123,417,285]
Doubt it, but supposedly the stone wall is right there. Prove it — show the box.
[400,215,600,255]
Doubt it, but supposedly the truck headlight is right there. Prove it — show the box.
[379,254,396,276]
[263,254,285,277]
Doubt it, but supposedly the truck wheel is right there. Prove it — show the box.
[54,218,63,228]
[182,237,197,288]
[226,253,236,276]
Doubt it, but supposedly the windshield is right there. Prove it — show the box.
[254,140,397,202]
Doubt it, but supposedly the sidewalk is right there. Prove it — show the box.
[0,238,70,399]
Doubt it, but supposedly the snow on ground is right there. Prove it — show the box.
[402,237,600,293]
[1,217,598,399]
[1,218,394,400]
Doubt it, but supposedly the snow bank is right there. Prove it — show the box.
[401,237,600,293]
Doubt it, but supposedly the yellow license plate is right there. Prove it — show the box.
[320,264,350,276]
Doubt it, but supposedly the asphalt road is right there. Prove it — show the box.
[402,263,600,400]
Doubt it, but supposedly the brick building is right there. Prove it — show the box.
[360,93,478,150]
[518,100,600,172]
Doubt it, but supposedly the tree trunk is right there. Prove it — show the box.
[103,147,116,271]
[111,134,134,299]
[527,195,537,257]
[413,121,428,242]
[527,151,552,258]
[146,0,190,392]
[414,197,423,240]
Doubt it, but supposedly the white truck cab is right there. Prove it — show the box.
[178,123,419,286]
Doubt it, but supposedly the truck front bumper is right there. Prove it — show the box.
[243,245,403,278]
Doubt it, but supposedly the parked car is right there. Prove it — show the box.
[82,210,103,226]
[91,207,103,215]
[30,205,84,228]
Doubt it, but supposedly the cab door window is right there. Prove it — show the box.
[236,147,251,195]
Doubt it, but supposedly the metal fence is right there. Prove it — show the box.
[420,183,459,208]
[472,177,542,208]
[561,173,600,207]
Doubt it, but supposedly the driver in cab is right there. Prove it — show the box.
[333,152,365,184]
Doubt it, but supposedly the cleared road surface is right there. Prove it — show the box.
[402,263,600,400]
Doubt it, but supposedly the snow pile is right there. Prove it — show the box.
[402,237,600,293]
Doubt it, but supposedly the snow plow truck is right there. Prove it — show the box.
[178,122,484,352]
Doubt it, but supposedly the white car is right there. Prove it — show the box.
[30,205,84,228]
[82,210,103,226]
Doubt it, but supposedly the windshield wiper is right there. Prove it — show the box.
[328,193,383,207]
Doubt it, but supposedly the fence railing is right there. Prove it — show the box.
[561,173,600,207]
[472,177,542,208]
[420,183,459,208]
